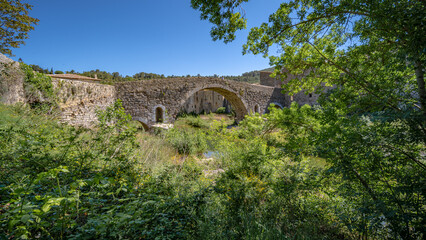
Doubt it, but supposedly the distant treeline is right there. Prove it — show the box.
[28,64,272,84]
[223,70,261,84]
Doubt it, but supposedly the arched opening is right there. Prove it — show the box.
[270,102,283,109]
[140,121,149,131]
[134,121,149,132]
[132,117,150,132]
[178,87,248,123]
[155,107,163,123]
[265,102,284,113]
[254,104,260,114]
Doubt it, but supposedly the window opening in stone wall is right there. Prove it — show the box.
[254,105,260,113]
[155,107,163,123]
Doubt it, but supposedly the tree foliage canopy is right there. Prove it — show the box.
[0,0,39,56]
[193,1,426,238]
[192,0,426,114]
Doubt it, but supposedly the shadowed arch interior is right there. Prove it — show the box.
[137,121,150,132]
[271,102,283,109]
[254,104,260,113]
[180,87,248,122]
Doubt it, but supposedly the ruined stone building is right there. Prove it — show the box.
[260,70,322,106]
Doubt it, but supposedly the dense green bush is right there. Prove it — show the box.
[234,100,426,239]
[184,115,208,128]
[215,106,226,114]
[0,102,200,239]
[166,128,207,155]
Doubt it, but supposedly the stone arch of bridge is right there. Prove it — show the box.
[270,102,284,109]
[177,86,249,122]
[133,117,150,132]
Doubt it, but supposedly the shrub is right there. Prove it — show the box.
[185,116,208,128]
[215,106,226,114]
[166,128,207,155]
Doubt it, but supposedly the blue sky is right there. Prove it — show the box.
[11,0,283,77]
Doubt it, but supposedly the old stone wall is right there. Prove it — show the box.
[0,54,25,104]
[52,78,116,128]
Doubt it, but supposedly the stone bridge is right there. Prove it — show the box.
[115,77,287,128]
[1,54,319,130]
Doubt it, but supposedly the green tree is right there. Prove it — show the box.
[0,0,39,56]
[191,0,425,115]
[193,1,426,238]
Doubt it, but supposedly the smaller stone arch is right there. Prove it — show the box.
[153,105,166,123]
[133,117,150,131]
[138,121,150,131]
[270,102,284,109]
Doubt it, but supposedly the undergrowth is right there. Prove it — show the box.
[0,102,372,239]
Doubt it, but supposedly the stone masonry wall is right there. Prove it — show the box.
[1,51,288,129]
[0,51,116,128]
[0,54,25,104]
[260,71,282,87]
[52,78,116,128]
[260,69,325,106]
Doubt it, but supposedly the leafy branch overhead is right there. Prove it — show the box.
[191,0,249,43]
[0,0,39,56]
[192,0,426,115]
[192,1,426,239]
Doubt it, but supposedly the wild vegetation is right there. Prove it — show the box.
[1,0,425,239]
[0,102,349,239]
[2,96,423,239]
[190,1,426,239]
